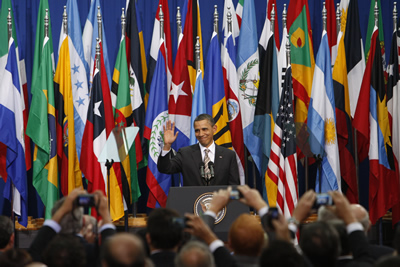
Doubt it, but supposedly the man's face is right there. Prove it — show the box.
[194,120,216,148]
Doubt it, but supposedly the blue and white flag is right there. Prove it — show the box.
[82,0,111,88]
[66,0,89,159]
[0,38,28,226]
[236,0,262,174]
[307,31,341,192]
[190,70,206,145]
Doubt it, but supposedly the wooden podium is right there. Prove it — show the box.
[166,186,250,241]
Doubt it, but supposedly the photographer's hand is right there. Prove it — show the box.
[52,187,86,223]
[93,190,112,226]
[328,191,357,225]
[237,185,267,211]
[292,190,316,223]
[185,213,218,245]
[208,187,232,214]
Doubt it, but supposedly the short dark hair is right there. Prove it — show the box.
[299,221,340,267]
[0,248,32,266]
[42,234,86,267]
[259,240,306,267]
[146,208,182,249]
[0,216,13,249]
[193,114,215,127]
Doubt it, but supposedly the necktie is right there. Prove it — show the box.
[204,148,211,179]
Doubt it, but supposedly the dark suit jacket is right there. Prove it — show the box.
[336,230,374,267]
[29,225,116,267]
[150,251,176,267]
[157,144,240,186]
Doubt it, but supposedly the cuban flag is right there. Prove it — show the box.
[0,38,28,226]
[66,0,89,159]
[144,39,171,208]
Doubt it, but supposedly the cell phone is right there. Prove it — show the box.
[266,207,279,230]
[312,193,334,209]
[229,189,243,200]
[75,194,96,207]
[172,217,189,229]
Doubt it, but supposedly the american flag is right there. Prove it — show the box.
[266,65,298,218]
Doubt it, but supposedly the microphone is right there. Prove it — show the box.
[208,161,215,179]
[200,163,205,180]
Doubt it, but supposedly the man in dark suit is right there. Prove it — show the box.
[0,216,14,254]
[157,114,240,186]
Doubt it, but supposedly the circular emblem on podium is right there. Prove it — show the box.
[194,192,226,224]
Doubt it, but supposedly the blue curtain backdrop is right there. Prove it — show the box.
[0,0,396,217]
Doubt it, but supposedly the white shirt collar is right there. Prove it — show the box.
[199,141,216,162]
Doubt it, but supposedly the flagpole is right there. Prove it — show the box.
[63,6,67,35]
[336,3,340,36]
[7,7,17,239]
[271,4,275,33]
[97,6,102,42]
[159,5,164,40]
[214,5,219,37]
[176,6,182,42]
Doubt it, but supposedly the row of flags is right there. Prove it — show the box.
[1,0,400,226]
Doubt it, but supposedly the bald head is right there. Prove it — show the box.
[351,204,370,233]
[102,233,146,267]
[175,241,215,267]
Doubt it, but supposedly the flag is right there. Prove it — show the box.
[54,29,82,196]
[82,0,111,89]
[236,0,262,173]
[326,0,337,56]
[66,0,90,160]
[258,0,280,55]
[331,0,349,70]
[365,0,386,67]
[169,33,192,150]
[147,0,172,95]
[353,27,399,224]
[236,0,244,29]
[125,0,145,167]
[307,31,341,193]
[266,65,298,218]
[26,35,58,219]
[287,0,315,141]
[332,33,358,203]
[0,38,28,226]
[222,31,245,184]
[0,0,31,172]
[344,0,365,118]
[144,39,171,208]
[183,0,204,91]
[221,0,239,56]
[387,24,400,224]
[190,70,206,145]
[204,32,232,149]
[255,26,280,202]
[277,25,288,101]
[111,32,140,205]
[135,0,148,107]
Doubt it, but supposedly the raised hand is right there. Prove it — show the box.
[162,120,179,151]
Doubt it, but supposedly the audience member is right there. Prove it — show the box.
[175,241,215,267]
[146,208,183,267]
[29,188,116,267]
[101,233,147,267]
[0,248,33,266]
[42,234,86,267]
[0,215,14,253]
[259,240,306,267]
[374,255,400,267]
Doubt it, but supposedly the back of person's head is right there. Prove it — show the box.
[51,197,83,234]
[0,216,13,251]
[351,204,370,233]
[375,255,400,267]
[228,213,265,257]
[42,234,86,267]
[259,240,306,267]
[299,221,340,267]
[146,208,182,250]
[0,248,33,267]
[175,241,215,267]
[193,114,215,126]
[102,233,146,267]
[394,225,400,255]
